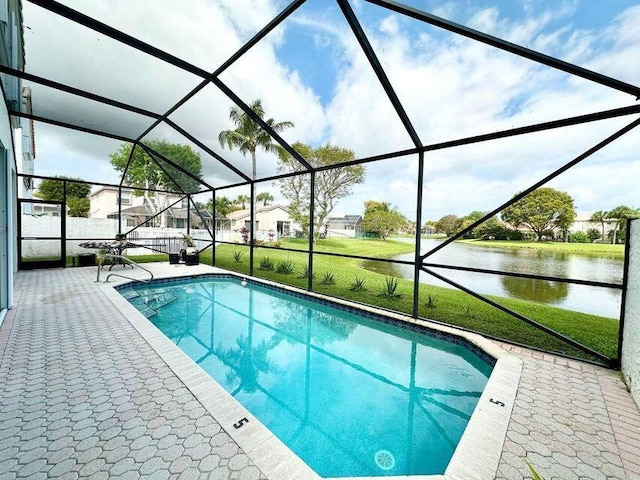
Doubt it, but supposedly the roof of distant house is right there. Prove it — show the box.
[327,215,362,224]
[226,204,289,220]
[574,212,616,222]
[90,185,184,198]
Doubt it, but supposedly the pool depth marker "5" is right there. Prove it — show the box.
[233,417,249,429]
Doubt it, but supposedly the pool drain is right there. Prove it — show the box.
[375,450,395,471]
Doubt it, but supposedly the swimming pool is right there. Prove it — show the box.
[118,274,495,478]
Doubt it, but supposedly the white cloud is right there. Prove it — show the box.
[21,0,640,224]
[32,123,124,185]
[24,0,327,186]
[321,3,640,220]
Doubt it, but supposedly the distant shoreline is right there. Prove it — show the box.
[455,238,625,259]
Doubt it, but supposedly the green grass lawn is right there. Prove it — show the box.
[200,238,618,364]
[271,237,416,257]
[459,239,625,259]
[127,253,170,264]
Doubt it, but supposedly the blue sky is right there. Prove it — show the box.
[273,0,640,108]
[23,0,640,220]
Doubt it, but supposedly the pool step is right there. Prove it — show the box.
[128,296,158,318]
[145,291,177,310]
[126,287,176,317]
[138,306,158,318]
[119,288,140,300]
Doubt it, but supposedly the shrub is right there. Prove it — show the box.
[568,231,589,243]
[379,276,402,298]
[232,250,243,263]
[586,228,601,242]
[275,260,295,274]
[426,293,437,308]
[320,271,336,285]
[258,256,274,271]
[349,276,366,292]
[507,229,525,241]
[476,220,524,241]
[607,229,626,244]
[238,226,249,244]
[298,264,315,279]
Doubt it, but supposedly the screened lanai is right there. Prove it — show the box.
[5,0,640,368]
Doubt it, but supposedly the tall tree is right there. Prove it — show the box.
[256,192,274,206]
[235,195,249,210]
[110,140,203,194]
[277,142,365,242]
[218,99,294,180]
[66,198,90,218]
[110,141,203,226]
[363,201,407,240]
[209,196,234,216]
[35,177,91,201]
[501,188,576,242]
[435,214,461,237]
[590,210,607,242]
[458,210,486,238]
[474,216,509,240]
[34,176,91,217]
[422,220,438,235]
[606,206,640,244]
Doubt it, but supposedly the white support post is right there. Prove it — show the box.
[622,218,640,406]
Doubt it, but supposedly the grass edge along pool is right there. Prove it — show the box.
[117,274,497,478]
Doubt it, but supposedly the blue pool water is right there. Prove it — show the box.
[119,275,494,477]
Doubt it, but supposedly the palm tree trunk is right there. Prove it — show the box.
[251,149,257,180]
[612,221,620,244]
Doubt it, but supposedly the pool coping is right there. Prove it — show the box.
[101,266,522,480]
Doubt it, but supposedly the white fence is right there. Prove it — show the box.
[19,215,237,259]
[21,216,119,258]
[19,214,300,260]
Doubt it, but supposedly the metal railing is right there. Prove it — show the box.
[95,254,154,283]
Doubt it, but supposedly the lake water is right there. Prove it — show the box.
[361,239,623,318]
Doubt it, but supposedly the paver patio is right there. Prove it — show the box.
[0,264,639,479]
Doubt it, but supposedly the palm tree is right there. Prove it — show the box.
[256,192,274,206]
[213,196,234,216]
[606,206,640,244]
[235,194,249,210]
[590,210,607,242]
[218,99,294,180]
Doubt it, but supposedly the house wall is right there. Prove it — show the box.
[259,208,292,232]
[91,188,123,218]
[0,0,23,313]
[0,99,16,312]
[90,188,141,218]
[326,228,357,238]
[90,188,184,219]
[571,219,615,236]
[622,219,640,407]
[229,207,297,235]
